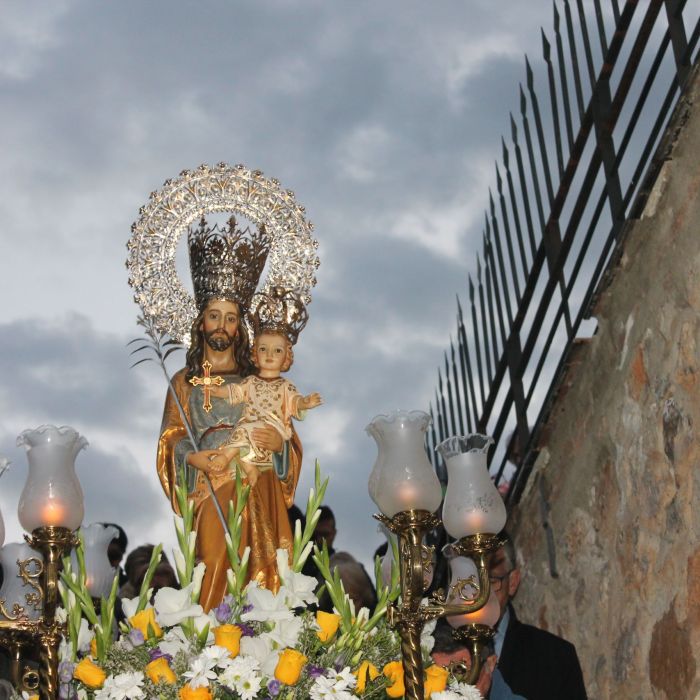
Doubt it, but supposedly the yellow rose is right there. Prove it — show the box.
[316,610,341,642]
[145,657,177,685]
[274,648,307,686]
[424,665,449,698]
[129,607,163,640]
[354,660,379,693]
[73,657,106,689]
[383,660,405,698]
[179,684,212,700]
[214,624,243,657]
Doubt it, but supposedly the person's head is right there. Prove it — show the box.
[431,618,471,667]
[102,523,128,567]
[252,331,293,376]
[319,553,377,614]
[185,298,252,379]
[314,505,336,550]
[288,504,306,534]
[489,530,521,620]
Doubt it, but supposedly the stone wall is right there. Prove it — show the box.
[508,68,700,699]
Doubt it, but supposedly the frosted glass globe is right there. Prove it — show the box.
[366,410,443,517]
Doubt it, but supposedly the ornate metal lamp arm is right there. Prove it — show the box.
[377,510,437,700]
[25,526,78,700]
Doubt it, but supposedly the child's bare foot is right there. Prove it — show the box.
[244,465,261,488]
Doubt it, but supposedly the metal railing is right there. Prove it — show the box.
[428,0,700,503]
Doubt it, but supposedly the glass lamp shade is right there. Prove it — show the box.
[437,434,506,539]
[366,410,443,517]
[0,542,43,620]
[72,523,118,599]
[447,588,501,629]
[16,425,87,532]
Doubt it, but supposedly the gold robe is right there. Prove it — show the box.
[156,368,302,610]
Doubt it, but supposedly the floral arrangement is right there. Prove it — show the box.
[30,466,481,700]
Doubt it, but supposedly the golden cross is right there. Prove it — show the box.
[189,360,225,413]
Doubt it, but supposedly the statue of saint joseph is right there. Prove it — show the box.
[155,217,302,611]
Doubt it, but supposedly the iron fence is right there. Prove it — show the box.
[428,0,700,503]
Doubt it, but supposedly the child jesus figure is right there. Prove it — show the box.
[208,328,322,485]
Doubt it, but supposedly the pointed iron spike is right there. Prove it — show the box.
[510,113,519,142]
[488,189,496,213]
[468,275,475,298]
[525,56,534,88]
[519,84,527,114]
[495,163,503,190]
[457,294,464,317]
[477,257,482,281]
[542,29,551,60]
[484,213,491,236]
[502,137,510,165]
[553,0,560,29]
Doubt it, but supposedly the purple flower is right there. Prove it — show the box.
[242,603,253,614]
[214,600,232,624]
[239,623,256,637]
[128,628,145,647]
[58,683,77,700]
[58,660,75,684]
[148,647,173,663]
[266,679,281,696]
[308,665,327,679]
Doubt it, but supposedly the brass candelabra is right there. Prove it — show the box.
[0,526,77,700]
[377,510,503,700]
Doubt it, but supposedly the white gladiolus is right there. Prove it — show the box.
[276,549,317,607]
[154,584,203,627]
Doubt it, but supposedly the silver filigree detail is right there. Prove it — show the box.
[126,163,319,344]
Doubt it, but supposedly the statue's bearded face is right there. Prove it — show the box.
[201,299,240,352]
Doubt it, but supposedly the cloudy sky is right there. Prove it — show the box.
[0,1,616,571]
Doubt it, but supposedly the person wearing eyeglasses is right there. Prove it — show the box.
[490,531,587,700]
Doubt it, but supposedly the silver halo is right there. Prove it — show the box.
[126,163,319,344]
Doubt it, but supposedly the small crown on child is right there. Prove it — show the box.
[250,288,309,345]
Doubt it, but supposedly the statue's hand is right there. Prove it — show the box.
[299,392,323,410]
[208,385,228,399]
[252,426,284,453]
[187,449,228,474]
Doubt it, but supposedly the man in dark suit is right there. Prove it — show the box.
[490,532,587,700]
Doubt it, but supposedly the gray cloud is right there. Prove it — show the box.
[0,1,608,570]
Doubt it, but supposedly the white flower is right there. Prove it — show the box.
[433,681,483,700]
[276,548,318,607]
[95,672,145,700]
[266,616,303,649]
[192,612,215,643]
[191,561,206,599]
[330,667,356,690]
[56,606,67,624]
[201,644,233,669]
[309,675,355,700]
[154,584,203,626]
[77,618,94,654]
[219,656,263,700]
[309,666,356,699]
[121,596,152,620]
[239,635,279,677]
[241,581,294,622]
[183,655,217,688]
[158,626,190,657]
[421,615,437,655]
